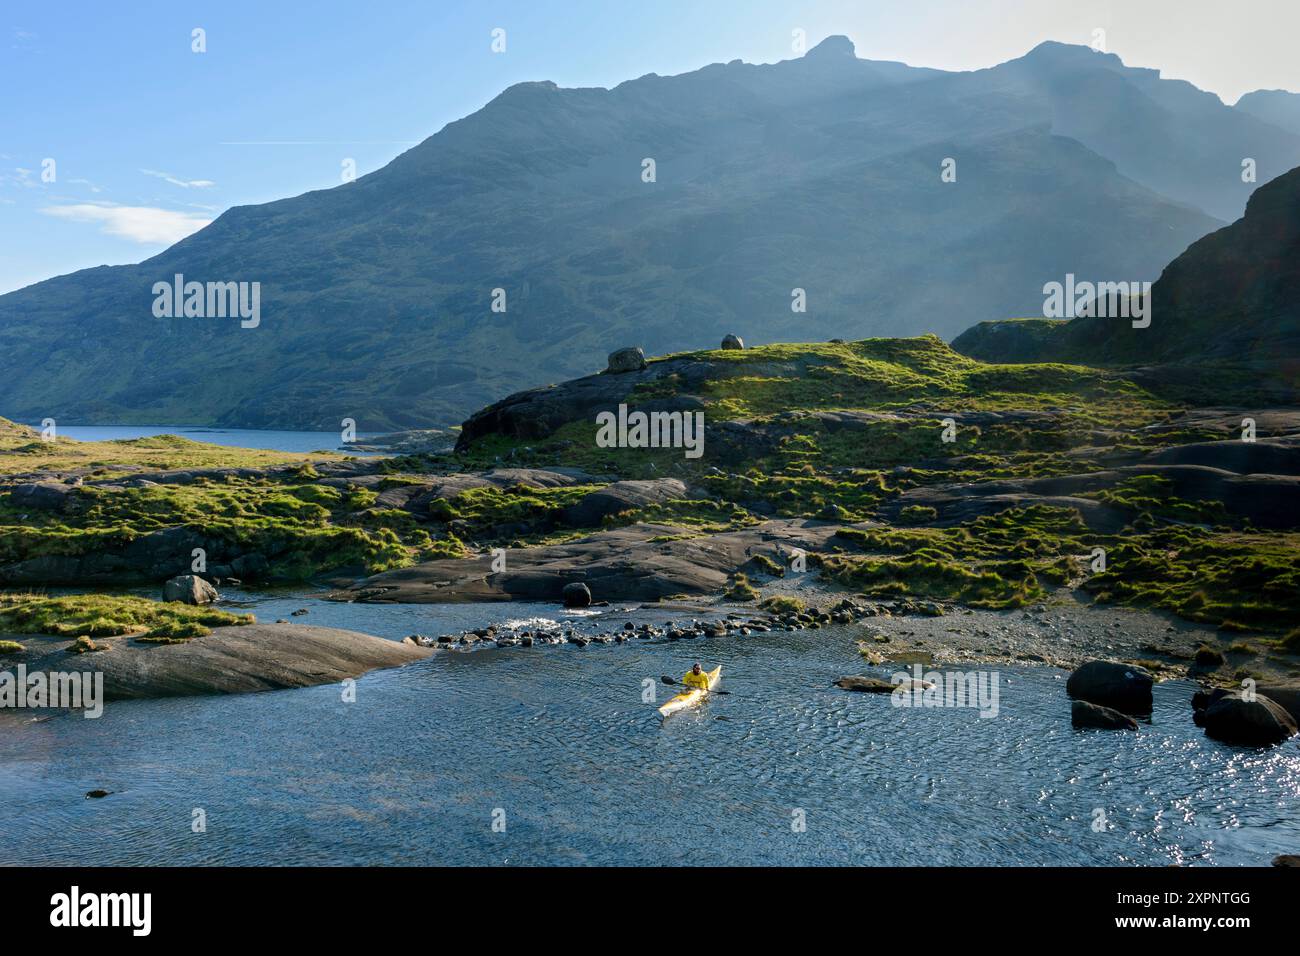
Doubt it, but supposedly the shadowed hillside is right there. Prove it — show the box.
[952,163,1300,400]
[7,37,1298,430]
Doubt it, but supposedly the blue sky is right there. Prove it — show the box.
[4,0,1299,295]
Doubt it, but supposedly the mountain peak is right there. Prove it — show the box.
[806,35,856,60]
[1022,39,1121,67]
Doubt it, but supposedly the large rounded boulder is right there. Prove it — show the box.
[561,581,592,608]
[1201,693,1298,747]
[720,334,744,350]
[162,574,218,605]
[1066,660,1154,715]
[605,347,647,373]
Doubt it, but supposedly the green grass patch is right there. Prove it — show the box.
[0,418,331,477]
[1085,528,1300,631]
[0,475,416,581]
[747,553,784,576]
[760,595,805,615]
[724,573,760,602]
[898,505,938,525]
[824,506,1092,608]
[0,593,254,638]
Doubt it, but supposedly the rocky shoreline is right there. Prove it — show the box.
[2,335,1298,724]
[388,583,1299,687]
[386,587,1300,755]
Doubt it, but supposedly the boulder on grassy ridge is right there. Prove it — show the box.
[1066,660,1154,715]
[606,347,647,373]
[721,334,744,350]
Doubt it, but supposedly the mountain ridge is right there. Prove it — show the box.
[3,37,1293,429]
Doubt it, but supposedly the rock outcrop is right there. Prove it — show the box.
[4,624,432,701]
[560,479,689,527]
[332,519,841,604]
[834,675,934,693]
[951,163,1300,394]
[883,458,1300,531]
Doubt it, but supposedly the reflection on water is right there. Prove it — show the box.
[1,593,1297,866]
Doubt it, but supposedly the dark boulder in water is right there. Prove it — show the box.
[1256,683,1300,724]
[1066,660,1153,715]
[562,581,592,608]
[1071,700,1138,730]
[1201,693,1297,747]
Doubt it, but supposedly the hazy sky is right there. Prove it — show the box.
[3,0,1298,295]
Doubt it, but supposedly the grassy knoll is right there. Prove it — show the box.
[0,419,333,476]
[450,337,1293,635]
[457,336,1200,492]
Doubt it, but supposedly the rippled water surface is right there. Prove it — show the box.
[2,593,1297,866]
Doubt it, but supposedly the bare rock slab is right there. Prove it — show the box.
[8,623,432,701]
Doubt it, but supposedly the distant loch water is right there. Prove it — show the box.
[1,591,1296,867]
[44,425,376,455]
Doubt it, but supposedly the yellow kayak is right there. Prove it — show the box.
[658,666,722,718]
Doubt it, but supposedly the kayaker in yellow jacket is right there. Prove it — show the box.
[681,662,710,691]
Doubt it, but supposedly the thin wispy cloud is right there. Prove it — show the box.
[141,168,216,189]
[39,202,213,244]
